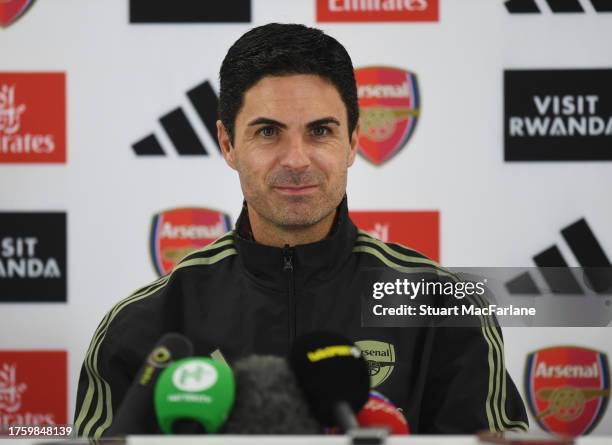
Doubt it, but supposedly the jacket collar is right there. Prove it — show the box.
[233,196,357,289]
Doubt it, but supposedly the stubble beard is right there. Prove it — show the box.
[242,169,347,230]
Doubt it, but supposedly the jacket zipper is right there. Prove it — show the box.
[283,245,296,346]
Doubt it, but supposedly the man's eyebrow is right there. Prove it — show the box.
[306,117,341,128]
[246,116,341,129]
[247,117,288,128]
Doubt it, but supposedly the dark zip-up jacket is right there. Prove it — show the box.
[74,198,528,437]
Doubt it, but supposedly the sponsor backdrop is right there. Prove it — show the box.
[1,0,611,436]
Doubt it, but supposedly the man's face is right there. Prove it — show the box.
[218,74,359,230]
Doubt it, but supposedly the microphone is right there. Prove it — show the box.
[221,355,321,434]
[105,332,193,436]
[357,391,410,435]
[154,357,235,434]
[369,390,390,403]
[288,331,370,432]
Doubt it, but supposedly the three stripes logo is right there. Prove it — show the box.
[505,0,612,13]
[132,80,220,157]
[506,218,612,295]
[130,0,251,23]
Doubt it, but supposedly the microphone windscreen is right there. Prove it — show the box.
[106,332,193,436]
[288,331,370,426]
[154,357,235,434]
[369,390,390,403]
[222,355,321,434]
[357,392,410,435]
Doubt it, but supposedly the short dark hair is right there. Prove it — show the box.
[218,23,359,144]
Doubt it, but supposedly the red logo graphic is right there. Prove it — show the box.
[150,208,232,276]
[0,73,66,163]
[0,0,35,28]
[350,211,439,262]
[0,351,67,427]
[317,0,438,22]
[525,346,610,436]
[355,67,420,165]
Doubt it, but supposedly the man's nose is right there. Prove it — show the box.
[280,134,311,170]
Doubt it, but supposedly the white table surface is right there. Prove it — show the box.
[2,434,612,445]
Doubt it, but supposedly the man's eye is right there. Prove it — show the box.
[311,126,330,137]
[258,126,278,137]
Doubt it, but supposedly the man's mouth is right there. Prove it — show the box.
[273,185,319,195]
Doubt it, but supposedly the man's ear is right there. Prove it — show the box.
[217,120,237,170]
[347,121,360,167]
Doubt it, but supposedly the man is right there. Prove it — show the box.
[74,23,528,437]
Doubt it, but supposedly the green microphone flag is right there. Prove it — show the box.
[155,357,235,434]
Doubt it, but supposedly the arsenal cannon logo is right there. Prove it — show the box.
[525,346,610,436]
[355,67,420,166]
[355,340,396,388]
[150,208,232,276]
[0,0,36,28]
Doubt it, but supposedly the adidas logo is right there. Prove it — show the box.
[132,80,220,157]
[130,0,251,23]
[506,218,612,294]
[505,0,612,13]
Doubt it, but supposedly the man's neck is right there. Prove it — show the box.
[247,207,337,248]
